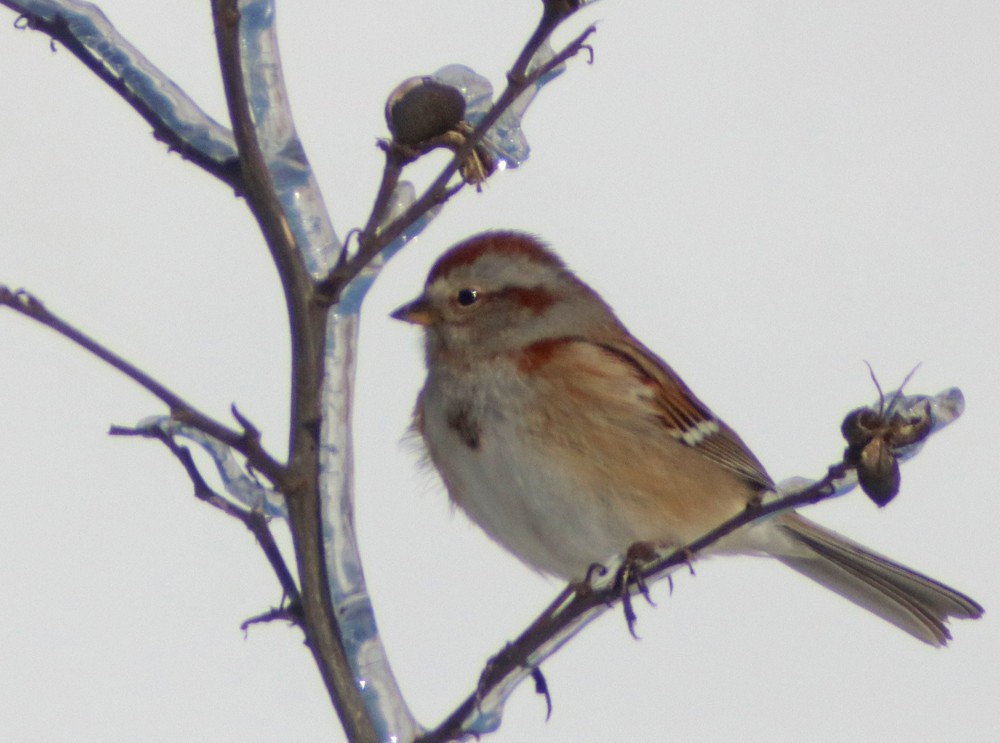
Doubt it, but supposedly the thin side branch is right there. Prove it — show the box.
[355,145,409,264]
[242,606,301,631]
[118,423,302,612]
[0,287,288,487]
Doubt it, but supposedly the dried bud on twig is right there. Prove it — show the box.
[386,77,466,145]
[841,366,933,506]
[384,76,496,186]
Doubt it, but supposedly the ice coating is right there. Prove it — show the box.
[234,5,419,737]
[134,417,286,517]
[12,0,236,163]
[320,314,423,742]
[433,64,520,168]
[431,41,570,169]
[236,0,342,276]
[896,386,964,459]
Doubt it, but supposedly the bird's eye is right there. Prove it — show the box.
[456,288,479,307]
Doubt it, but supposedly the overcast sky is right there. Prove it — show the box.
[1,2,998,742]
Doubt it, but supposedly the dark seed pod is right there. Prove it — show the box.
[840,367,935,508]
[385,77,466,146]
[856,438,901,507]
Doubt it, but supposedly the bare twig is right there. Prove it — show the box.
[113,423,302,611]
[509,0,589,81]
[242,606,302,632]
[0,287,288,486]
[354,144,409,262]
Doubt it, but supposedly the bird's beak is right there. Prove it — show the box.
[390,296,433,325]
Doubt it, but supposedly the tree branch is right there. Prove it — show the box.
[4,0,240,184]
[0,286,288,487]
[113,423,302,613]
[210,4,378,742]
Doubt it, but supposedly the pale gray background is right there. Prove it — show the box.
[1,2,997,741]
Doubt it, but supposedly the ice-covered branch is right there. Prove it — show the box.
[211,3,395,742]
[220,0,342,276]
[3,0,239,183]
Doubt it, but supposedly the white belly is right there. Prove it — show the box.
[418,364,717,579]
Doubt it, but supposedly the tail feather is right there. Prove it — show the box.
[775,514,983,646]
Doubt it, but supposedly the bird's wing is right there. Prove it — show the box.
[578,335,774,491]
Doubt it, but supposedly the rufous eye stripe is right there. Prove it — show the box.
[495,285,556,314]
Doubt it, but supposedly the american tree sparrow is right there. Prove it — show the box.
[392,231,982,645]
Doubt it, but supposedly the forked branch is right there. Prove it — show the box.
[111,423,302,616]
[211,3,378,741]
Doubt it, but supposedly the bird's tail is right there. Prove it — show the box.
[773,513,983,646]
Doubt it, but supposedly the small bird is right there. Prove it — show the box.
[391,231,983,645]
